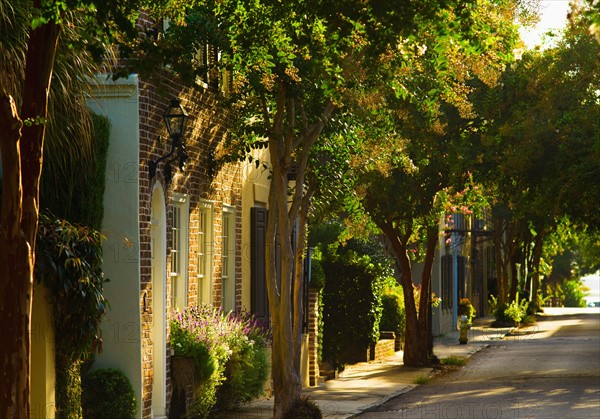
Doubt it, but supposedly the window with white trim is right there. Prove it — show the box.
[197,202,213,305]
[171,193,189,310]
[221,206,236,312]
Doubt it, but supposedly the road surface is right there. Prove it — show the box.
[357,308,600,419]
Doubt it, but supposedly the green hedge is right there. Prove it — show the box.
[82,368,137,419]
[321,250,385,370]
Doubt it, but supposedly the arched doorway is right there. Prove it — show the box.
[151,183,167,418]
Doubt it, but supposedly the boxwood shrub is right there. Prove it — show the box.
[82,368,137,419]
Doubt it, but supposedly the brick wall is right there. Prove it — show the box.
[369,336,396,362]
[138,74,242,418]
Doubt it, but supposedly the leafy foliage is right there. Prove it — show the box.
[379,282,406,337]
[170,306,270,416]
[82,368,137,419]
[216,316,270,410]
[559,278,589,308]
[35,212,108,359]
[504,298,529,325]
[465,4,600,310]
[489,295,528,326]
[34,212,108,418]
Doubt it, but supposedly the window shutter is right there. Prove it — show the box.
[251,207,269,322]
[442,255,453,310]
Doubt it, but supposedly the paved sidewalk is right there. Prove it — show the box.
[215,318,512,418]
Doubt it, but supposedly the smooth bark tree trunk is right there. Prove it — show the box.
[508,240,519,302]
[266,159,302,418]
[0,16,59,418]
[381,222,436,367]
[263,88,334,418]
[493,218,507,305]
[530,232,544,312]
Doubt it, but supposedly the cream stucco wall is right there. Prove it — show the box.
[240,148,271,311]
[87,75,144,417]
[31,283,56,418]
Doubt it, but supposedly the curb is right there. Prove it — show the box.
[346,385,416,418]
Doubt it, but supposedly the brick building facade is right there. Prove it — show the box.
[89,70,243,417]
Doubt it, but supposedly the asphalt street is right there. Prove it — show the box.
[357,308,600,419]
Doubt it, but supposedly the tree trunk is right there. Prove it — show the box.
[493,218,506,305]
[0,93,30,419]
[418,225,438,360]
[265,134,302,418]
[0,17,59,418]
[507,222,522,302]
[508,240,519,302]
[530,232,544,312]
[263,87,334,418]
[507,223,519,302]
[381,222,433,367]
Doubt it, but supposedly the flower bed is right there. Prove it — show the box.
[170,306,270,417]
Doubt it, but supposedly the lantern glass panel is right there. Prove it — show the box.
[163,99,188,137]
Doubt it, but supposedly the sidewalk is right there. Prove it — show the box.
[215,318,512,419]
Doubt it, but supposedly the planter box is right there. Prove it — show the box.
[170,356,199,417]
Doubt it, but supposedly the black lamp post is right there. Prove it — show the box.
[148,98,189,183]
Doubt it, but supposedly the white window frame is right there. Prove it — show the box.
[221,205,236,312]
[171,193,189,310]
[197,201,214,305]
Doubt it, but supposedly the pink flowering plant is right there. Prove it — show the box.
[170,305,270,416]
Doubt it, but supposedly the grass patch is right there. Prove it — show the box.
[440,356,466,366]
[413,374,430,385]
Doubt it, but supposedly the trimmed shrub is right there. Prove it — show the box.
[82,368,137,419]
[321,250,385,370]
[562,278,588,308]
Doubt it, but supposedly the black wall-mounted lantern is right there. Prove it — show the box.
[148,98,189,184]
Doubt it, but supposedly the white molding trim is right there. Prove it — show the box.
[88,74,138,99]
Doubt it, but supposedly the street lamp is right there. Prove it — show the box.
[148,98,189,183]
